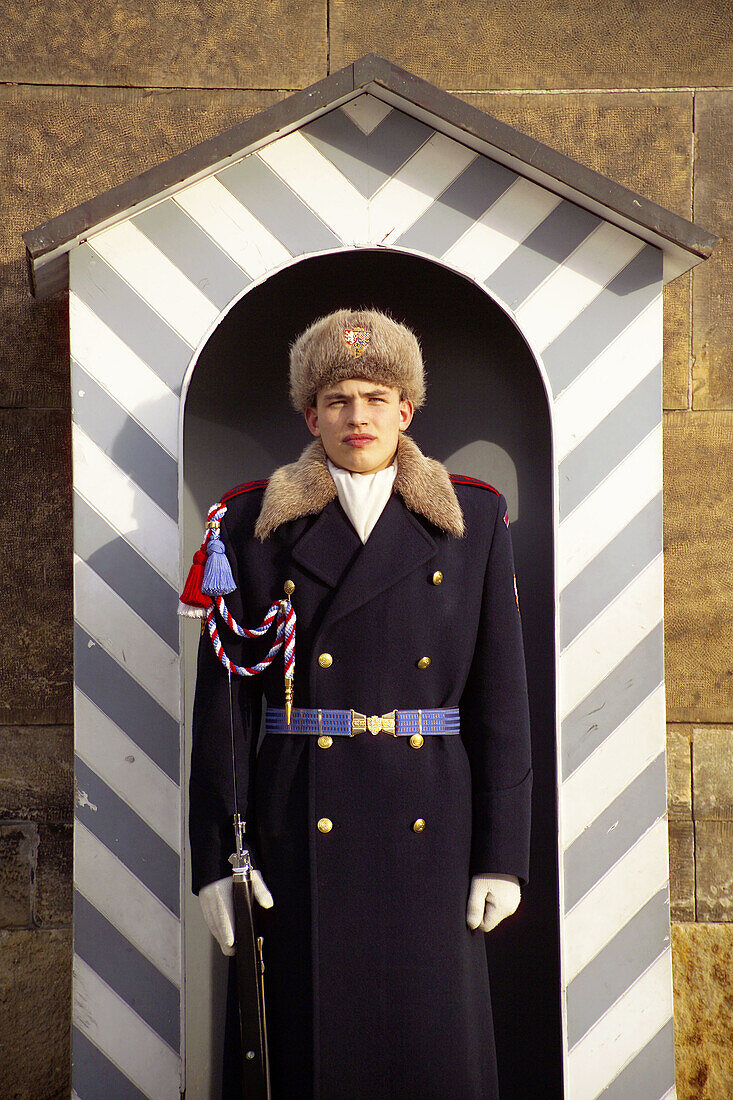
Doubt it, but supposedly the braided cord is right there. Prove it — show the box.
[206,596,295,679]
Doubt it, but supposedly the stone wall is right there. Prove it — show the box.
[2,3,732,1095]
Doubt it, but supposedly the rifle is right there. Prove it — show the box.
[227,669,272,1099]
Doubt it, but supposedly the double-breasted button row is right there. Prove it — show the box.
[316,817,427,833]
[320,650,431,671]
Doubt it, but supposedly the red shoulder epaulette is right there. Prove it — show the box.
[449,474,500,497]
[221,478,269,504]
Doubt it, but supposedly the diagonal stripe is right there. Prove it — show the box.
[75,689,180,851]
[340,93,393,135]
[72,1028,149,1100]
[74,822,181,987]
[560,493,662,648]
[566,887,671,1048]
[516,223,644,352]
[72,363,178,521]
[562,622,664,781]
[71,246,192,394]
[369,132,478,245]
[564,818,670,982]
[444,177,561,285]
[73,424,179,588]
[567,951,673,1100]
[559,424,662,590]
[69,293,179,459]
[74,554,180,720]
[74,892,180,1051]
[131,199,250,311]
[553,303,661,462]
[73,494,179,651]
[301,105,433,198]
[75,625,179,783]
[560,557,663,720]
[559,368,661,519]
[174,175,291,280]
[89,221,219,347]
[217,153,342,254]
[596,1018,676,1099]
[75,758,179,915]
[563,753,667,911]
[257,130,368,242]
[542,244,663,397]
[73,955,180,1099]
[561,684,665,848]
[395,154,517,257]
[486,200,602,311]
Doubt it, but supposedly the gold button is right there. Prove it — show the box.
[318,653,333,668]
[317,817,333,833]
[417,656,431,669]
[410,733,424,749]
[432,571,443,585]
[412,818,426,833]
[318,735,333,749]
[283,579,295,595]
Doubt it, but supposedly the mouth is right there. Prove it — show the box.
[343,434,376,446]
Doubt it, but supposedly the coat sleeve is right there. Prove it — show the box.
[189,509,264,895]
[459,491,533,885]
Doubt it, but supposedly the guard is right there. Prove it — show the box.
[182,307,533,1099]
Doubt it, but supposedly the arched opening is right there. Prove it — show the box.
[182,247,561,1097]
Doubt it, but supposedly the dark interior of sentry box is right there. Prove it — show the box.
[184,246,562,1097]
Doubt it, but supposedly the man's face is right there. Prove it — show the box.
[304,378,414,473]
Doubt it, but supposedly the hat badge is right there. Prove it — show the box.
[343,326,372,358]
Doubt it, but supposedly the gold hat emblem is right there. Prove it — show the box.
[343,326,372,358]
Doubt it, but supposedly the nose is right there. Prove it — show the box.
[347,400,369,426]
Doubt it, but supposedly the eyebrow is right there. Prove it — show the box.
[322,387,390,399]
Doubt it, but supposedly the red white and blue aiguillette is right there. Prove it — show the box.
[179,502,296,722]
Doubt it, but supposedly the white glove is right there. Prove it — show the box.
[466,873,521,933]
[199,870,274,956]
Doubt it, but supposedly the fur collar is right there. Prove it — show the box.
[254,433,464,540]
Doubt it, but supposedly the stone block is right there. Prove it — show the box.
[332,2,732,90]
[0,726,73,823]
[693,725,733,820]
[668,820,695,922]
[695,820,733,922]
[0,929,71,1098]
[672,922,733,1098]
[0,410,73,725]
[692,91,733,410]
[0,825,36,928]
[2,85,280,407]
[0,1,325,88]
[463,90,693,409]
[667,724,692,819]
[663,411,733,723]
[35,824,72,927]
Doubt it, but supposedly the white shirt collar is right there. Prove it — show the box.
[327,457,397,543]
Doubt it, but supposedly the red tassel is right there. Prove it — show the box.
[179,548,213,609]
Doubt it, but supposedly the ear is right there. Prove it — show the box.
[398,398,414,431]
[304,405,320,437]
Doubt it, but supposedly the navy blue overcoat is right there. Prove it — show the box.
[189,433,532,1099]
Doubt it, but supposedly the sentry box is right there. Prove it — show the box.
[23,54,718,1100]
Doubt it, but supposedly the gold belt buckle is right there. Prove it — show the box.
[350,709,396,736]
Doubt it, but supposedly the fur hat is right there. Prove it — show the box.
[288,308,426,412]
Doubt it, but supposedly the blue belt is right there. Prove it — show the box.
[265,707,460,737]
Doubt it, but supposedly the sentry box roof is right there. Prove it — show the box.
[23,53,717,299]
